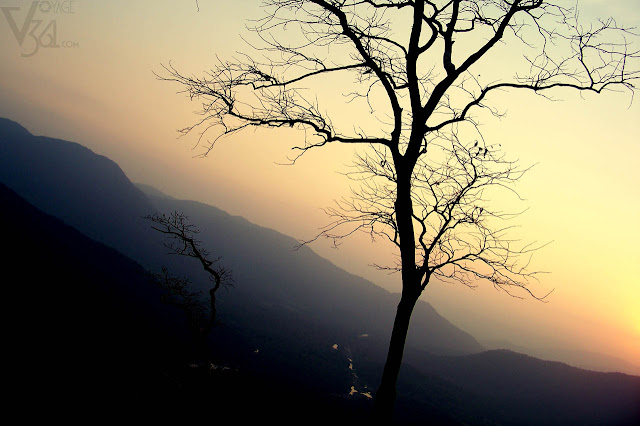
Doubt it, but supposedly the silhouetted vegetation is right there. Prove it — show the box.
[158,0,639,419]
[145,212,233,346]
[1,118,638,424]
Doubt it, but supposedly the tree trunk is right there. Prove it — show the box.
[372,151,420,421]
[372,289,420,422]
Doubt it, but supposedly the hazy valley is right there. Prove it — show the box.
[2,117,639,424]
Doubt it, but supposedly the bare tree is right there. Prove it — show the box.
[158,0,638,420]
[145,212,232,338]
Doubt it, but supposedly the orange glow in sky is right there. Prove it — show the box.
[1,0,638,374]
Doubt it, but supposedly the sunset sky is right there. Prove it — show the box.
[1,0,638,372]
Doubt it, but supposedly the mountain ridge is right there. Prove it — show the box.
[2,116,638,424]
[142,190,484,357]
[0,115,484,359]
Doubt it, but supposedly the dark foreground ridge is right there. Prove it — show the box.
[0,182,372,422]
[1,117,639,424]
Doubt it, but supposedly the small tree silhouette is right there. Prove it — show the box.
[146,212,232,341]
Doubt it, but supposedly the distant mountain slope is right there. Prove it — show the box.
[401,349,640,425]
[483,339,640,376]
[0,183,374,423]
[344,342,640,424]
[0,117,157,262]
[134,182,175,199]
[3,117,638,424]
[0,117,483,359]
[144,195,484,359]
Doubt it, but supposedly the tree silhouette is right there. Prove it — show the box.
[158,0,638,420]
[145,212,232,341]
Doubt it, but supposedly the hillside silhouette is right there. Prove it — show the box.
[1,182,186,419]
[0,182,379,422]
[0,117,483,358]
[1,117,638,424]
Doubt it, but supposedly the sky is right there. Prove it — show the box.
[1,0,638,373]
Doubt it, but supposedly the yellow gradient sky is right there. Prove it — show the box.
[1,0,638,372]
